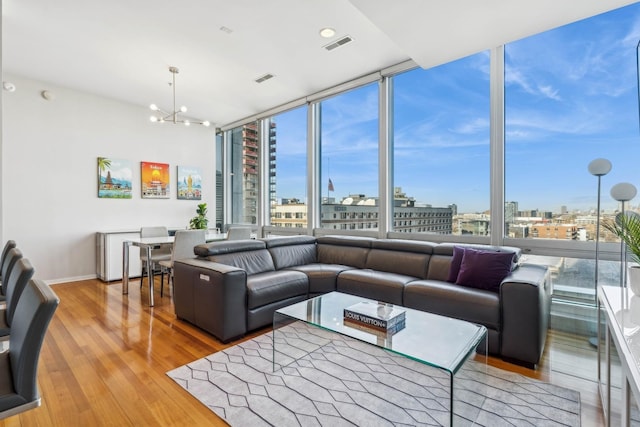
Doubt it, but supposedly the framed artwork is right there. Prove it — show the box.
[141,161,170,199]
[98,157,132,199]
[177,166,202,200]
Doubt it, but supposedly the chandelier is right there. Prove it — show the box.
[149,66,210,127]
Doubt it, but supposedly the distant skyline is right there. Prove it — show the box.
[272,3,640,214]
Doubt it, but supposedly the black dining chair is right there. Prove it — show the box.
[0,241,17,303]
[0,240,17,284]
[0,255,35,339]
[0,278,59,419]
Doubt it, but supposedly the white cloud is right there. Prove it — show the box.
[537,85,561,101]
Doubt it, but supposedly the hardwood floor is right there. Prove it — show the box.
[1,278,605,426]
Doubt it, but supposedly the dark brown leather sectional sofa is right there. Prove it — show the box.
[173,235,551,368]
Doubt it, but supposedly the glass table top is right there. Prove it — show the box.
[275,291,487,374]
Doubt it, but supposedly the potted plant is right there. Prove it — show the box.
[189,203,209,230]
[603,211,640,293]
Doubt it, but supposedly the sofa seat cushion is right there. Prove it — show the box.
[337,269,416,305]
[246,270,308,310]
[288,263,354,295]
[403,280,500,330]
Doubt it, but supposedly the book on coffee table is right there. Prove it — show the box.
[344,317,406,337]
[343,301,406,332]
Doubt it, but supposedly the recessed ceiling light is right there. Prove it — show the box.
[319,27,336,38]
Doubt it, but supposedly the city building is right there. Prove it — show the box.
[272,188,453,233]
[228,122,277,226]
[531,223,578,240]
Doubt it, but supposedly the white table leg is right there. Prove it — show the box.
[146,246,154,307]
[122,241,130,295]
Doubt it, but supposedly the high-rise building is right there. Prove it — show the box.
[229,122,277,225]
[267,121,277,216]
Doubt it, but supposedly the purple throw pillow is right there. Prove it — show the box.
[447,245,465,283]
[455,248,514,292]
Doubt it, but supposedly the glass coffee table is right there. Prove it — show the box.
[273,291,487,425]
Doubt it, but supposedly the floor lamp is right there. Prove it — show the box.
[588,159,611,348]
[589,159,612,290]
[611,182,638,287]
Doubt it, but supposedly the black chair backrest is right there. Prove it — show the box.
[1,247,21,287]
[4,258,35,326]
[7,279,59,407]
[0,240,17,282]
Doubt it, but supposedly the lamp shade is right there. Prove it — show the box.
[588,158,612,176]
[611,182,638,202]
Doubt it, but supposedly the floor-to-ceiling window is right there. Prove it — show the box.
[393,52,490,235]
[218,3,639,315]
[504,2,640,302]
[267,107,307,229]
[319,83,379,230]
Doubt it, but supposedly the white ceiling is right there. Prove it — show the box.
[3,0,637,128]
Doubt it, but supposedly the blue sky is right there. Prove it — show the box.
[272,3,640,214]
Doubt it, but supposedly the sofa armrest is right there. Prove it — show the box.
[173,259,248,343]
[499,263,551,368]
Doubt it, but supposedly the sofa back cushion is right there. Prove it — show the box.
[194,239,266,257]
[366,240,434,279]
[194,240,275,275]
[265,235,317,270]
[365,249,431,279]
[317,235,373,268]
[208,250,275,276]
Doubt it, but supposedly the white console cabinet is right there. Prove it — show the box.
[96,231,142,281]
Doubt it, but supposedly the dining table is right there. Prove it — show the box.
[122,232,226,306]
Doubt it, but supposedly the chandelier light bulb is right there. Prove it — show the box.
[150,104,158,111]
[150,116,158,122]
[180,105,187,113]
[203,121,210,127]
[184,120,190,126]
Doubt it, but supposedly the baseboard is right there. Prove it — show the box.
[45,274,99,285]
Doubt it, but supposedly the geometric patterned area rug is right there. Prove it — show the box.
[167,322,581,426]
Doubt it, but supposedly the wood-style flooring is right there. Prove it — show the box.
[0,278,606,426]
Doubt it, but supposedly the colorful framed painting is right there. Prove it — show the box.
[177,165,202,200]
[98,157,132,199]
[141,161,170,199]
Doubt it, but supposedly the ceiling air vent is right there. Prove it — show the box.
[324,35,353,51]
[255,73,274,83]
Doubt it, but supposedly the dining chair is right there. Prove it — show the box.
[0,248,24,308]
[158,229,205,297]
[0,240,17,284]
[0,278,59,420]
[226,226,252,241]
[0,256,35,339]
[0,240,17,303]
[139,226,171,287]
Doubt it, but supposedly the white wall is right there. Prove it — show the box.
[1,74,216,283]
